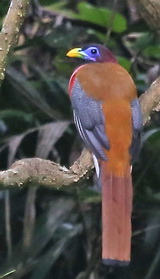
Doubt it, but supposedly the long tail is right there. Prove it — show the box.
[101,161,133,266]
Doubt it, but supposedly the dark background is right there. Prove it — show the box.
[0,0,160,278]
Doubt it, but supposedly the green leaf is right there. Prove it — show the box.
[30,224,82,279]
[77,2,127,33]
[117,56,132,71]
[143,46,160,59]
[44,27,81,49]
[143,129,160,153]
[0,109,33,123]
[49,1,127,33]
[134,32,154,50]
[142,129,160,144]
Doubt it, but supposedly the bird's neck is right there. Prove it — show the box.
[102,49,117,63]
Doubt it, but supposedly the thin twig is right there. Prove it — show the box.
[23,187,37,250]
[105,0,119,45]
[4,191,12,258]
[132,224,160,237]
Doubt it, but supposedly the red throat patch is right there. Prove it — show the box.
[68,65,85,95]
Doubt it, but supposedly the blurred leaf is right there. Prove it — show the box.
[78,187,101,203]
[44,27,81,49]
[8,134,25,166]
[117,56,132,71]
[142,129,160,144]
[0,198,76,278]
[50,2,127,33]
[142,129,160,153]
[35,121,70,158]
[0,121,70,166]
[143,46,160,59]
[44,1,67,10]
[0,0,9,20]
[6,67,59,119]
[0,269,16,278]
[134,32,154,50]
[77,2,127,32]
[0,109,33,123]
[27,198,76,259]
[30,65,71,117]
[30,224,82,279]
[124,32,160,62]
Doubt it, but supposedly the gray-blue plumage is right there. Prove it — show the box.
[130,98,143,162]
[71,79,109,160]
[131,99,142,131]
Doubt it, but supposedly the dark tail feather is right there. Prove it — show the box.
[101,162,133,266]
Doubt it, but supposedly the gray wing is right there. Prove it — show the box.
[130,98,143,163]
[71,79,110,161]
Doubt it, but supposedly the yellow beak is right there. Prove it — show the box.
[66,48,83,58]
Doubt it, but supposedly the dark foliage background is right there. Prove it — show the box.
[0,0,160,278]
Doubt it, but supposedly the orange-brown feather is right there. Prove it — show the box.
[101,165,132,263]
[76,62,137,102]
[103,99,132,176]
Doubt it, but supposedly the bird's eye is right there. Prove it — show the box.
[91,48,97,54]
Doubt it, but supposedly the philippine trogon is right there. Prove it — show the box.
[66,44,142,266]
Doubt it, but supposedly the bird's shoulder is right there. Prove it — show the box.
[76,62,137,101]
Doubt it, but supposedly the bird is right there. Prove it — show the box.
[66,44,142,266]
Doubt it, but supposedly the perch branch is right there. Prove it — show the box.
[0,149,94,189]
[0,76,160,189]
[0,0,29,83]
[140,76,160,124]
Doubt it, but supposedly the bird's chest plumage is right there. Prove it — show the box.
[74,62,137,102]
